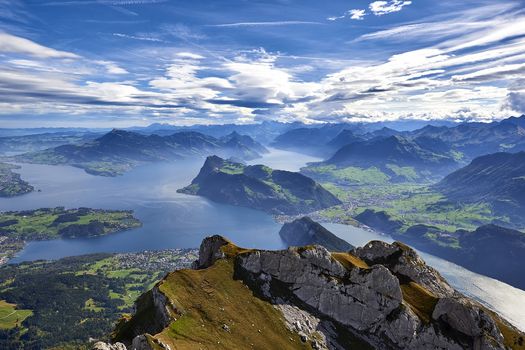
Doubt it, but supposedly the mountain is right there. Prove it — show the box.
[325,129,364,152]
[178,156,341,215]
[271,124,355,156]
[355,209,525,289]
[364,126,402,139]
[410,115,525,159]
[327,135,457,168]
[317,135,460,181]
[219,131,269,158]
[0,131,101,156]
[15,129,267,176]
[103,235,524,350]
[129,120,301,144]
[279,217,353,251]
[406,223,525,290]
[435,152,525,223]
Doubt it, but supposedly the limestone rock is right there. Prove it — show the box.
[112,236,524,350]
[354,240,455,297]
[92,342,127,350]
[196,234,229,268]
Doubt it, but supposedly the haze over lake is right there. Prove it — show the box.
[1,149,524,331]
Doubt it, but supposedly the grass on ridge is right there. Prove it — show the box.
[0,300,32,329]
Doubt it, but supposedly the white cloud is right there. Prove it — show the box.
[112,32,165,42]
[369,0,412,16]
[1,1,524,125]
[328,9,366,21]
[504,91,525,114]
[176,52,204,60]
[349,9,366,20]
[0,32,79,58]
[95,60,129,74]
[356,3,519,43]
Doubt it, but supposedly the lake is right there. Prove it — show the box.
[1,149,525,331]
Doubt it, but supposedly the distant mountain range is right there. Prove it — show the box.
[271,124,358,156]
[0,132,101,156]
[272,115,525,184]
[15,129,267,176]
[435,151,525,224]
[178,156,341,215]
[411,115,525,159]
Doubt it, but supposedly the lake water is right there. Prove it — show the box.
[1,149,525,331]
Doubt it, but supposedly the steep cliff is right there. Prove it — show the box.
[103,236,524,350]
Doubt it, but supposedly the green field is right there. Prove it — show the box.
[0,249,198,349]
[314,179,503,234]
[0,300,32,329]
[303,164,391,185]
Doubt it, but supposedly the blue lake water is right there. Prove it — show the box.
[1,149,524,331]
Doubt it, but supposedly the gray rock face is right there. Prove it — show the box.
[354,240,455,297]
[193,236,513,350]
[130,335,153,350]
[113,236,522,350]
[433,297,505,347]
[238,246,402,332]
[92,342,127,350]
[196,234,229,268]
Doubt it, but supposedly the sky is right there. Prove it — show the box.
[0,0,525,127]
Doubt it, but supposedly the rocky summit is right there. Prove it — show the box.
[98,236,524,350]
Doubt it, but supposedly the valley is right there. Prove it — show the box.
[1,119,525,349]
[2,2,525,347]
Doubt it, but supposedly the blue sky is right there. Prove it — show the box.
[0,0,524,127]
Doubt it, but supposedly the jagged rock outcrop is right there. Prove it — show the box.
[353,240,455,297]
[101,235,525,350]
[279,216,354,252]
[92,342,127,350]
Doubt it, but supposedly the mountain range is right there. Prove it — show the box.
[272,115,525,180]
[15,129,267,176]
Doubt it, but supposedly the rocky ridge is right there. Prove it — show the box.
[99,236,524,350]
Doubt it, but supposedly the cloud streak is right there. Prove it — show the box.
[1,1,524,125]
[206,21,323,28]
[0,32,79,58]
